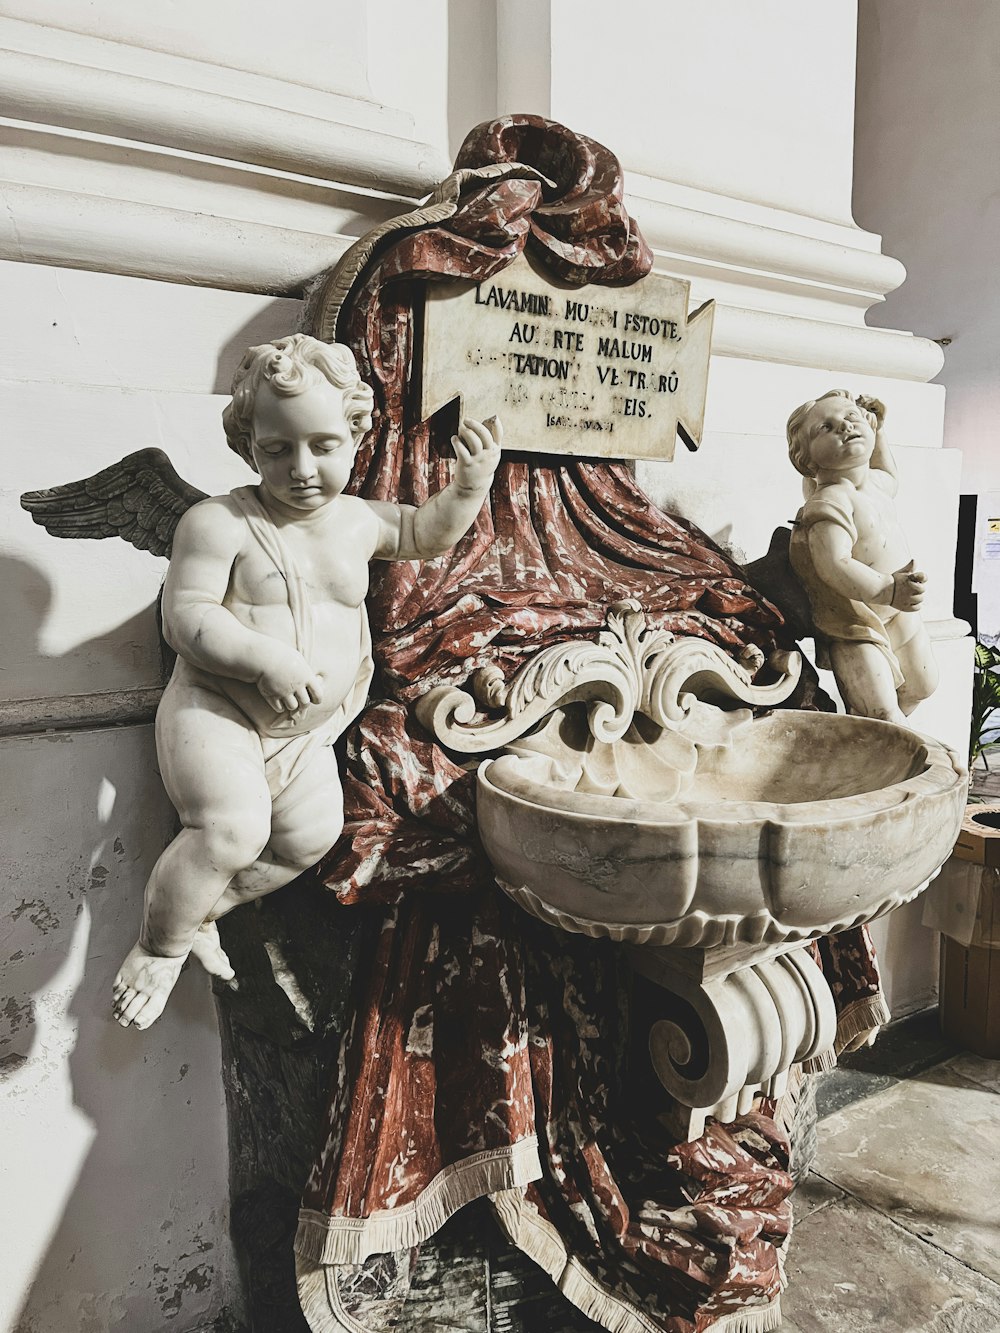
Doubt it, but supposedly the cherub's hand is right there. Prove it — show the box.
[256,647,324,714]
[451,416,503,494]
[890,559,926,612]
[856,395,886,430]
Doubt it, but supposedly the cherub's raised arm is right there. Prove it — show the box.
[857,395,898,495]
[370,417,503,561]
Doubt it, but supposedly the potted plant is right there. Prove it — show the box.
[971,637,1000,769]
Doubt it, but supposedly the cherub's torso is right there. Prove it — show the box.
[812,470,910,619]
[178,488,378,738]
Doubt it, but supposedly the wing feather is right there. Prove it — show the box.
[20,448,208,559]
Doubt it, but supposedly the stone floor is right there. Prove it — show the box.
[780,1010,1000,1332]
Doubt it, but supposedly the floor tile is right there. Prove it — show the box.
[779,1196,1000,1331]
[942,1051,1000,1095]
[792,1172,846,1222]
[814,1066,896,1119]
[835,1006,958,1081]
[814,1065,1000,1283]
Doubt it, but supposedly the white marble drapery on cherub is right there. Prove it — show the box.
[105,335,501,1028]
[786,390,937,723]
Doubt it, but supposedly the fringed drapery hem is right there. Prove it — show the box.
[295,1137,542,1266]
[834,992,892,1055]
[800,991,891,1074]
[801,1047,838,1075]
[490,1186,667,1333]
[705,1301,783,1333]
[296,1254,358,1333]
[490,1187,784,1333]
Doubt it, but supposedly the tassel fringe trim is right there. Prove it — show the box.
[834,993,892,1054]
[490,1188,782,1333]
[705,1302,784,1333]
[296,1253,363,1333]
[801,991,891,1073]
[491,1187,663,1333]
[802,1047,838,1075]
[294,1171,782,1333]
[294,1137,542,1266]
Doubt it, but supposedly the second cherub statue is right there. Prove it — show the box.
[786,389,937,723]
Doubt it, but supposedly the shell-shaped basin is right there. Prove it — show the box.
[476,711,967,949]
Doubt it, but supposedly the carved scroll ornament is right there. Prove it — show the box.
[416,599,800,754]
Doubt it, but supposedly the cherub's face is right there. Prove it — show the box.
[802,398,875,476]
[250,378,357,512]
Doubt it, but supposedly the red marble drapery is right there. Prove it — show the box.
[292,115,885,1333]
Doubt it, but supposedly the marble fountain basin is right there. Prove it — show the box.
[476,707,967,949]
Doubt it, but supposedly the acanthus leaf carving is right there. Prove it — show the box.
[416,600,801,756]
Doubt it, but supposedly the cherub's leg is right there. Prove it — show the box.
[206,743,345,921]
[893,625,939,716]
[828,641,905,723]
[113,686,271,1029]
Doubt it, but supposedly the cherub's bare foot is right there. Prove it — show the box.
[112,941,186,1029]
[189,921,236,983]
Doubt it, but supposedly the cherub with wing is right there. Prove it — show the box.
[22,334,502,1029]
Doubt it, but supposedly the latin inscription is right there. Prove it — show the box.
[420,254,715,462]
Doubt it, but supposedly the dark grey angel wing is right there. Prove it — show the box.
[20,448,207,558]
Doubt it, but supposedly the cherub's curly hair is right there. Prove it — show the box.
[786,388,877,478]
[223,334,374,468]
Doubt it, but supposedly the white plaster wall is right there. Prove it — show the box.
[854,0,1000,642]
[548,0,859,225]
[855,0,1000,499]
[0,0,371,95]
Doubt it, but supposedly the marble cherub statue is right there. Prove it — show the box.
[786,389,937,723]
[21,334,502,1029]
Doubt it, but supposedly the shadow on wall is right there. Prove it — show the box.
[0,552,234,1330]
[0,542,97,1079]
[2,286,300,1083]
[0,553,167,713]
[0,556,54,722]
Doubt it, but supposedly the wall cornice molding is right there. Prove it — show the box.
[0,687,162,738]
[630,190,906,308]
[0,170,943,379]
[0,17,450,196]
[0,176,356,294]
[0,15,943,381]
[711,304,943,382]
